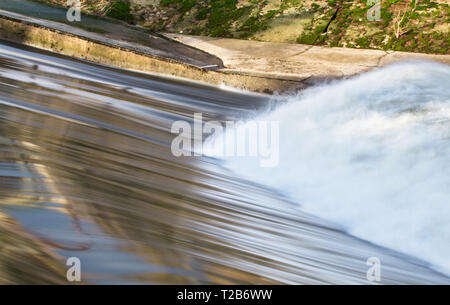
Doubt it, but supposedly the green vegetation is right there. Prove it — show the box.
[105,1,133,23]
[40,0,449,54]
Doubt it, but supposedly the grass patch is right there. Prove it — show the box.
[105,1,133,23]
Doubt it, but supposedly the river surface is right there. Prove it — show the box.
[0,40,449,284]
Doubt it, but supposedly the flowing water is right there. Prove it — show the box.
[206,61,450,276]
[0,40,449,284]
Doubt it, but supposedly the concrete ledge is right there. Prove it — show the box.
[0,14,305,93]
[166,34,450,82]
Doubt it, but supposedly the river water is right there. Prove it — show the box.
[0,41,448,284]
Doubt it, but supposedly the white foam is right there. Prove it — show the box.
[206,61,450,274]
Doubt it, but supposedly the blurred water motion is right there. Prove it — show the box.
[0,41,448,284]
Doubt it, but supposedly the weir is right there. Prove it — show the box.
[0,39,449,284]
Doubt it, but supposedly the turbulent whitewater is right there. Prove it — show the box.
[207,61,450,275]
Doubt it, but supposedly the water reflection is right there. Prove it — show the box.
[0,41,448,284]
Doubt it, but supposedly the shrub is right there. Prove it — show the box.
[106,1,133,23]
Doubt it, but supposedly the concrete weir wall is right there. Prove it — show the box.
[0,16,302,93]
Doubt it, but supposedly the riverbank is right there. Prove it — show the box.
[40,1,450,55]
[0,1,448,93]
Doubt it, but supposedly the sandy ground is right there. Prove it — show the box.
[166,34,450,81]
